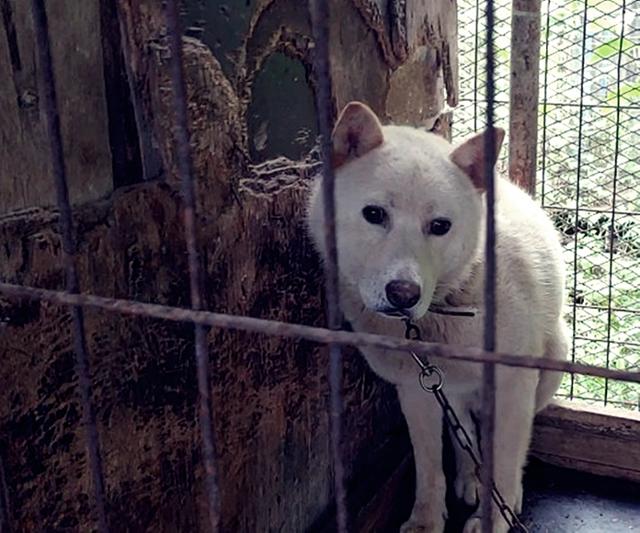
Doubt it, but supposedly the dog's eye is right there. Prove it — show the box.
[429,218,452,236]
[362,205,387,225]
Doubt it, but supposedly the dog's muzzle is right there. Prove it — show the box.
[374,279,422,319]
[385,279,421,309]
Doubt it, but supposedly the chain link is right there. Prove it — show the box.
[404,319,529,533]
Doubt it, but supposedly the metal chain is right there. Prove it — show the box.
[403,319,529,533]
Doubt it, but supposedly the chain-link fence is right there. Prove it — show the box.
[456,0,640,410]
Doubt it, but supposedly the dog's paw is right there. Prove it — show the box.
[399,518,443,533]
[461,516,482,533]
[462,515,510,533]
[399,521,430,533]
[400,508,446,533]
[455,470,480,507]
[515,484,523,514]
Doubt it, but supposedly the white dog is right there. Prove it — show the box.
[306,102,569,532]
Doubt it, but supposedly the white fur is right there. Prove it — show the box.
[306,120,569,532]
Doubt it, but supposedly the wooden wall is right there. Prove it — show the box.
[0,0,114,213]
[0,1,458,530]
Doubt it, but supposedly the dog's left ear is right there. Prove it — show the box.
[450,128,505,190]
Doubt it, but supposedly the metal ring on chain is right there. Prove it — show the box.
[418,365,444,392]
[404,321,421,341]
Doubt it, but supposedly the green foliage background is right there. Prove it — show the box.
[455,0,640,409]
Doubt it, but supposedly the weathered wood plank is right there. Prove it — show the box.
[0,0,113,213]
[509,0,542,195]
[531,400,640,483]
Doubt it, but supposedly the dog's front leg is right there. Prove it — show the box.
[463,368,538,533]
[397,384,446,533]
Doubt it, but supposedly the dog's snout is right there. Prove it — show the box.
[385,280,421,309]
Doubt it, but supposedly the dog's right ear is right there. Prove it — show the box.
[450,127,505,190]
[332,102,384,169]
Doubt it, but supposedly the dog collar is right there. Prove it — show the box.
[428,305,477,317]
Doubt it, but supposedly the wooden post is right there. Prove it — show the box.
[509,0,542,196]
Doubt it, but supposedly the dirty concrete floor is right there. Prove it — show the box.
[519,460,639,532]
[364,456,640,532]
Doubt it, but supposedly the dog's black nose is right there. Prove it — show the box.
[385,280,421,309]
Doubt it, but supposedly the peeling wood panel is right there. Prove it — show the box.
[0,0,113,214]
[350,0,459,120]
[239,0,458,151]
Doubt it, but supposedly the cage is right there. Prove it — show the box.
[0,1,638,532]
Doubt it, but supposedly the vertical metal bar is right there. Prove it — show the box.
[473,0,481,132]
[481,0,498,530]
[509,0,542,196]
[164,2,220,531]
[0,452,9,533]
[539,0,552,206]
[603,0,627,405]
[29,2,108,531]
[308,1,348,531]
[569,0,590,400]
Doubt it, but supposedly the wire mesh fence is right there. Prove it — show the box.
[456,0,640,410]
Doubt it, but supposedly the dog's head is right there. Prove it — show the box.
[307,102,504,320]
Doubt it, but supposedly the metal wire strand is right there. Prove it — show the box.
[481,0,498,530]
[164,2,220,530]
[3,283,640,386]
[29,1,108,531]
[539,0,553,206]
[569,0,590,400]
[308,1,348,530]
[603,0,627,406]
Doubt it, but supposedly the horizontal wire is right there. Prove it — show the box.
[2,282,640,385]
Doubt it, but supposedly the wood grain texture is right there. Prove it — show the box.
[531,400,640,483]
[0,0,457,530]
[0,178,403,532]
[0,0,112,213]
[509,0,542,195]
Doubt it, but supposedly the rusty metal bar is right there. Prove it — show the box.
[0,452,9,532]
[308,1,348,530]
[3,283,640,386]
[29,1,109,531]
[164,2,220,531]
[482,0,498,529]
[509,0,542,196]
